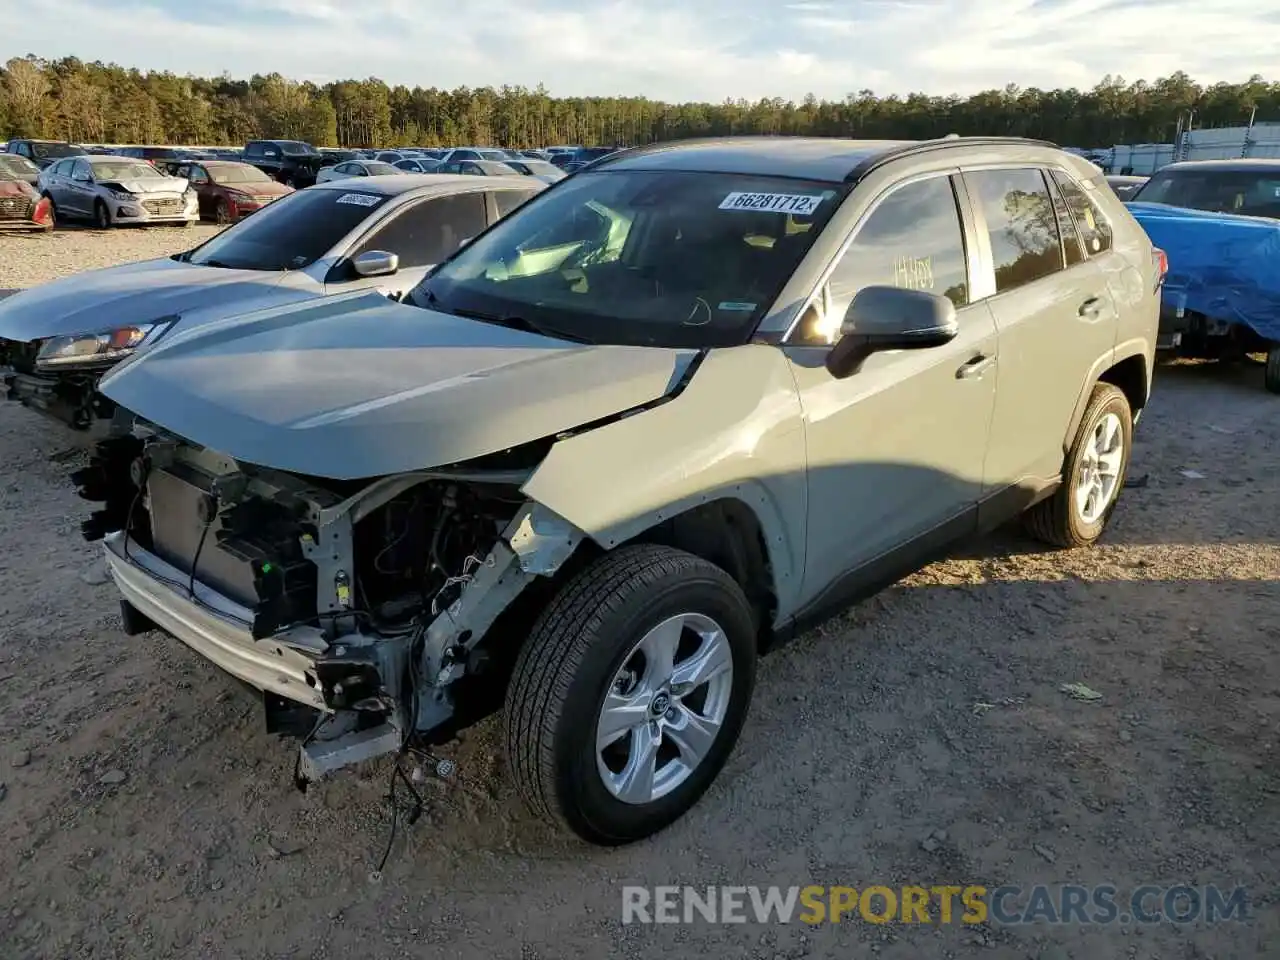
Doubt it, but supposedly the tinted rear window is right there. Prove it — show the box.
[30,142,86,160]
[183,189,389,270]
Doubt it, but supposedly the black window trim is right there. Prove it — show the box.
[780,168,980,346]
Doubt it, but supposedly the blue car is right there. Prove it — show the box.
[1126,159,1280,392]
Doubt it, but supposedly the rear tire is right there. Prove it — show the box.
[93,199,111,230]
[1025,383,1133,548]
[505,544,757,845]
[1265,345,1280,395]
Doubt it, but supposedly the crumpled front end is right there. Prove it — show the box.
[2,337,119,435]
[74,419,584,783]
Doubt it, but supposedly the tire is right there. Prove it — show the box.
[1025,383,1133,548]
[93,199,111,230]
[1265,346,1280,395]
[214,199,231,225]
[505,544,757,845]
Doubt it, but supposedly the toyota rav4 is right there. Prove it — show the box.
[73,136,1162,844]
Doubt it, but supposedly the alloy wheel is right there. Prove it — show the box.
[1075,411,1124,524]
[596,612,734,805]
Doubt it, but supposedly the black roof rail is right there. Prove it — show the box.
[845,135,1061,182]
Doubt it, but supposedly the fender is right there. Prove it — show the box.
[521,344,810,622]
[1061,338,1151,453]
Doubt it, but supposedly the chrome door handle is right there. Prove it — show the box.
[956,354,996,379]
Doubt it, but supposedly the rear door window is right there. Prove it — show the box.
[966,168,1064,294]
[352,193,488,268]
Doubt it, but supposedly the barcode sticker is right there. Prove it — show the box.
[335,193,382,207]
[719,192,824,215]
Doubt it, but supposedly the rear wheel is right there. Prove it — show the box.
[1265,345,1280,395]
[505,544,757,844]
[1025,383,1133,548]
[93,199,111,230]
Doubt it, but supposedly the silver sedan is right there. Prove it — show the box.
[315,160,407,183]
[37,155,199,228]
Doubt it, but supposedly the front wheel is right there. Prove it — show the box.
[93,199,111,230]
[1025,383,1133,548]
[505,544,757,845]
[214,199,231,225]
[1265,345,1280,395]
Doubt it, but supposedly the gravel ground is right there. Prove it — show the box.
[1,231,1278,960]
[0,223,223,294]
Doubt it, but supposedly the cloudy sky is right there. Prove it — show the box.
[4,0,1277,102]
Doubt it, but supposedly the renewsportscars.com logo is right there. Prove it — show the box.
[621,884,1249,926]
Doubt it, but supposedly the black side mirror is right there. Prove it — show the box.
[825,285,959,379]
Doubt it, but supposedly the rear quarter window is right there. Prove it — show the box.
[1052,172,1114,256]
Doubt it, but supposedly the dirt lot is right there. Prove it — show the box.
[0,230,1277,960]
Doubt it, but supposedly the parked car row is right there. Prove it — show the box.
[1121,157,1280,391]
[0,136,1167,846]
[2,136,591,227]
[0,171,542,428]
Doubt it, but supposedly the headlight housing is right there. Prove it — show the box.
[35,319,177,371]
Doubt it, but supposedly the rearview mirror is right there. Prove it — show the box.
[825,286,959,379]
[352,250,399,278]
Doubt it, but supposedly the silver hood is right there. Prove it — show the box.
[0,256,302,342]
[104,177,187,195]
[99,291,699,479]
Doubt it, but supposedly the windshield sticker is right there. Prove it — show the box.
[718,301,757,312]
[719,192,825,215]
[335,192,382,207]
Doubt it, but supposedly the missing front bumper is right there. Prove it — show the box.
[103,530,329,709]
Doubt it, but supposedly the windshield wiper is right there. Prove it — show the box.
[451,307,590,344]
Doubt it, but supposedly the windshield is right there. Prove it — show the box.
[1132,168,1280,218]
[411,170,844,347]
[365,162,402,176]
[207,163,273,184]
[278,141,318,156]
[182,188,388,270]
[31,142,86,160]
[91,160,161,181]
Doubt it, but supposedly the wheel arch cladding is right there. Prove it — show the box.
[1098,352,1149,419]
[520,344,809,627]
[619,498,776,649]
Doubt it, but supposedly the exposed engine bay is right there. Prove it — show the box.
[72,416,584,783]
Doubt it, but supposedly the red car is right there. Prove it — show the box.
[172,159,294,223]
[0,168,54,232]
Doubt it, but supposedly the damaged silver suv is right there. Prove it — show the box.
[74,137,1161,844]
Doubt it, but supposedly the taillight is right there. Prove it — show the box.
[1152,247,1168,289]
